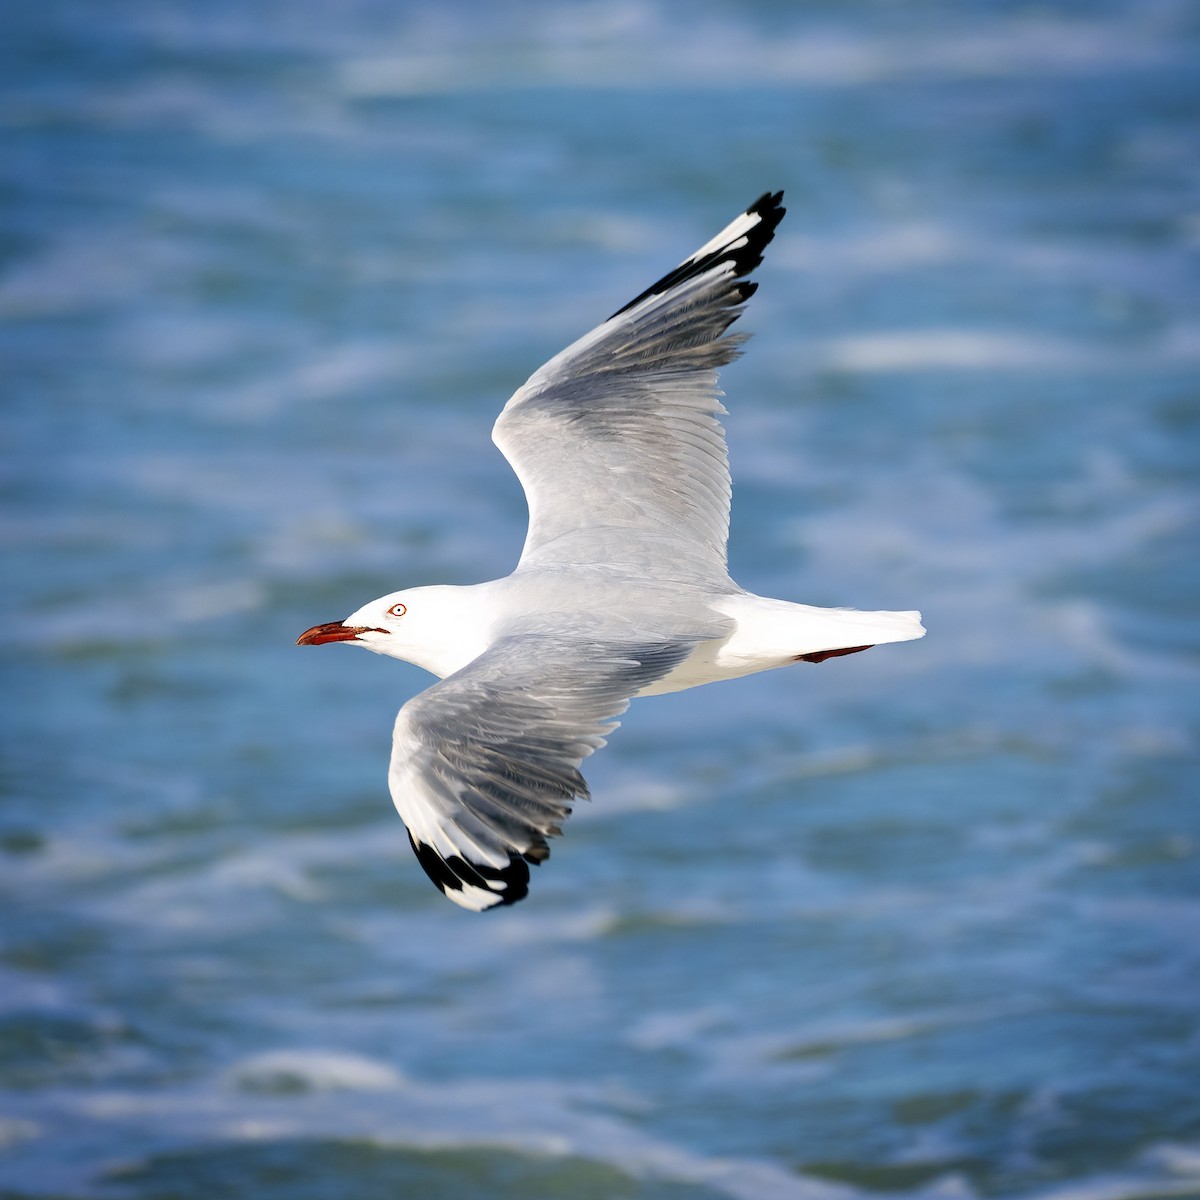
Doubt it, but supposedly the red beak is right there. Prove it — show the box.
[296,622,382,646]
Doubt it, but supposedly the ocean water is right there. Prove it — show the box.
[3,1,1199,1196]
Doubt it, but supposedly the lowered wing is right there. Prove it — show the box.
[389,633,697,910]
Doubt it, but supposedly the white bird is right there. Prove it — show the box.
[298,191,924,911]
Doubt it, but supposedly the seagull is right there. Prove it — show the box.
[298,191,924,911]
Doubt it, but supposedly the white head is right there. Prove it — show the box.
[297,584,487,679]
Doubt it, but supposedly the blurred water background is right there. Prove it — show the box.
[3,1,1199,1196]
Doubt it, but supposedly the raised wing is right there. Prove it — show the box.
[493,191,785,581]
[388,634,696,911]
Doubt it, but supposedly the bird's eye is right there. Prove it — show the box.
[388,602,407,618]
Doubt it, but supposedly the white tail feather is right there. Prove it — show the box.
[638,595,924,696]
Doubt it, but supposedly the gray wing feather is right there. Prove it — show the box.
[493,192,785,581]
[389,634,695,911]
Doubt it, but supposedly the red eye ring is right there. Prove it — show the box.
[388,602,407,617]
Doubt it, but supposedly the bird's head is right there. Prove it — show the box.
[297,585,484,678]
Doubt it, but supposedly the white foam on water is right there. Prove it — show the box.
[20,1071,863,1200]
[816,330,1097,373]
[336,4,1188,96]
[206,342,412,421]
[231,1049,406,1093]
[11,1058,1198,1200]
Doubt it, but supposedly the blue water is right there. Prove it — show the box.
[3,1,1199,1196]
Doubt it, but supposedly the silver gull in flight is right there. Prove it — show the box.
[298,191,924,911]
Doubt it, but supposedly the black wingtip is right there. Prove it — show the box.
[742,189,786,267]
[749,190,786,219]
[610,190,786,320]
[408,832,539,911]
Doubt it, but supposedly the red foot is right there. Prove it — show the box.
[795,644,874,664]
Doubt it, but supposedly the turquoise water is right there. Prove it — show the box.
[3,1,1199,1196]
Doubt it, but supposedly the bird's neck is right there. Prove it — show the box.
[400,582,496,679]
